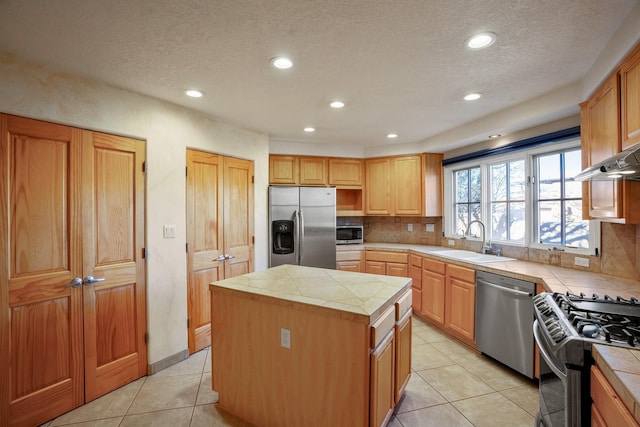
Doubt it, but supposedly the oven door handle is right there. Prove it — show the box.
[533,320,567,381]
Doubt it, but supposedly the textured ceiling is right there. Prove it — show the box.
[0,0,637,150]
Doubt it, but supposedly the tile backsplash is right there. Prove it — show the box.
[362,216,442,246]
[360,216,640,280]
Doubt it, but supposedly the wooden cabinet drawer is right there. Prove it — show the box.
[336,250,362,262]
[395,289,412,320]
[423,258,446,275]
[410,254,422,267]
[371,306,396,349]
[336,261,362,272]
[365,260,386,275]
[366,251,408,264]
[386,263,408,277]
[447,264,475,283]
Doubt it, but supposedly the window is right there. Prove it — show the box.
[490,160,525,242]
[534,148,589,248]
[453,167,481,235]
[443,137,599,255]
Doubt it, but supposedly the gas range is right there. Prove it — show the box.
[533,291,640,427]
[533,292,640,365]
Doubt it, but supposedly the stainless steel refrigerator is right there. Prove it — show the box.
[269,186,336,269]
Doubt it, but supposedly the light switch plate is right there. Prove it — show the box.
[426,223,435,232]
[407,224,413,232]
[448,239,455,246]
[163,225,176,238]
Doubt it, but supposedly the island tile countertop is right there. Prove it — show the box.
[210,264,411,324]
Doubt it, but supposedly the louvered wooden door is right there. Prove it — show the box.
[0,115,146,426]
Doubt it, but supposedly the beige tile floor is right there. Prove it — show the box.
[42,316,539,427]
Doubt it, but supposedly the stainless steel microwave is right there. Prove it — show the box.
[336,226,363,244]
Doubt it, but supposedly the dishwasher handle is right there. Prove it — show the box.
[476,278,533,297]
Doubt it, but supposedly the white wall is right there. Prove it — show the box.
[0,52,270,365]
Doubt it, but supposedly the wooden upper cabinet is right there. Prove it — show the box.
[269,155,298,185]
[581,71,640,223]
[328,157,364,187]
[581,73,623,219]
[393,155,424,216]
[299,156,328,185]
[365,157,392,215]
[423,153,443,217]
[620,42,640,150]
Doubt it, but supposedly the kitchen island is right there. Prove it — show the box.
[209,264,412,427]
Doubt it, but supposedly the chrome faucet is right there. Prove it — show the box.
[464,220,492,254]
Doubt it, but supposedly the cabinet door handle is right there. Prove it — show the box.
[215,255,226,261]
[225,254,236,260]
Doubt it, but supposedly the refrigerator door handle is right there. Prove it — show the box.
[293,209,300,264]
[298,209,304,263]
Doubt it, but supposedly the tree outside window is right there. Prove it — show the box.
[490,160,525,242]
[454,167,481,235]
[535,149,589,248]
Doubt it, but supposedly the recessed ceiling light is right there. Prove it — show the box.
[488,134,502,139]
[463,92,483,101]
[270,57,293,70]
[619,170,636,175]
[330,101,345,109]
[304,127,315,133]
[185,89,205,98]
[387,133,398,139]
[465,32,497,50]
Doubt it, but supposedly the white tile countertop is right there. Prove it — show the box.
[346,242,640,299]
[209,264,411,324]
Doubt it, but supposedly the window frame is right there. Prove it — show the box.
[443,138,600,256]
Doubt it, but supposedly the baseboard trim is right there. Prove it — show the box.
[147,348,190,375]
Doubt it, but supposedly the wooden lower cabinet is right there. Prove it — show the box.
[394,311,412,404]
[591,365,639,427]
[421,258,446,326]
[370,330,395,427]
[409,255,423,312]
[445,264,476,344]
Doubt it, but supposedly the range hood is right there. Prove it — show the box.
[575,145,640,181]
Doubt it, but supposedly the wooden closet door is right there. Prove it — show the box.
[81,131,147,402]
[186,150,224,354]
[1,115,84,426]
[223,157,254,278]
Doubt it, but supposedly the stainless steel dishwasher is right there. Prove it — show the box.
[475,270,535,378]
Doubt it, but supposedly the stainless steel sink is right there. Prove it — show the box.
[429,249,515,263]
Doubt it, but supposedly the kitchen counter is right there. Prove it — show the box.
[342,242,640,299]
[209,264,412,427]
[343,242,640,420]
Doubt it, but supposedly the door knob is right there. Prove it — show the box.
[83,276,105,286]
[64,277,83,288]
